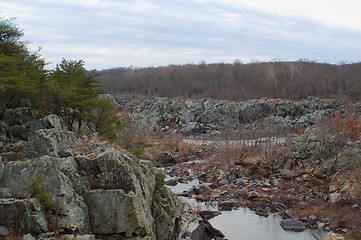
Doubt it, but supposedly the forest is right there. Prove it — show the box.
[99,60,361,101]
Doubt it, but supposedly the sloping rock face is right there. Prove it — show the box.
[0,109,183,239]
[120,96,348,134]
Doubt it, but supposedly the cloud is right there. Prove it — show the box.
[217,0,361,31]
[1,0,361,69]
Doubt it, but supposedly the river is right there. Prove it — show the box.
[166,175,327,240]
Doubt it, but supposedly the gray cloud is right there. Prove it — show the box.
[1,0,361,69]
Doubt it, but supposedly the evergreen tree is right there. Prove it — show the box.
[0,17,46,117]
[0,17,123,141]
[48,58,103,131]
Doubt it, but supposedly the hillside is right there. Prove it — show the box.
[99,61,361,101]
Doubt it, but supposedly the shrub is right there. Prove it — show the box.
[344,116,361,141]
[127,141,152,159]
[22,177,56,210]
[155,171,166,186]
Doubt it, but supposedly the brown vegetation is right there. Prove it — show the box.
[99,60,361,101]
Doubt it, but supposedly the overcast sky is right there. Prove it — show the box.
[2,0,361,70]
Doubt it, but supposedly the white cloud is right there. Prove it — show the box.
[218,0,361,31]
[1,0,361,69]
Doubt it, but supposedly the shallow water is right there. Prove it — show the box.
[166,178,200,194]
[166,178,327,240]
[209,208,327,240]
[182,136,286,147]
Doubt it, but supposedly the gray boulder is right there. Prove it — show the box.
[152,185,182,240]
[86,189,154,237]
[30,114,64,131]
[239,99,270,124]
[22,233,36,240]
[0,226,9,236]
[275,101,308,118]
[0,157,90,233]
[190,219,224,240]
[0,198,48,233]
[180,122,202,134]
[280,219,306,231]
[25,129,76,158]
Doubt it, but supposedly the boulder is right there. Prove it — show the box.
[280,219,306,232]
[0,226,9,236]
[190,220,224,240]
[152,185,182,240]
[30,114,63,131]
[0,198,48,233]
[275,101,307,118]
[22,233,36,240]
[166,179,178,186]
[180,122,205,134]
[79,151,156,196]
[81,151,157,238]
[2,108,37,139]
[218,201,233,211]
[199,211,222,220]
[239,99,270,124]
[85,189,154,237]
[329,192,341,203]
[0,157,91,233]
[25,129,76,158]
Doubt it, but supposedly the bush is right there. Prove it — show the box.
[22,177,56,210]
[127,141,152,159]
[155,171,166,186]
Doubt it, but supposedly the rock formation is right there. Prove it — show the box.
[119,96,348,134]
[0,108,183,239]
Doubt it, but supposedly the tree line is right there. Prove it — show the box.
[99,60,361,101]
[0,17,122,140]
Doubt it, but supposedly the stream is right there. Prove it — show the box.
[165,174,328,240]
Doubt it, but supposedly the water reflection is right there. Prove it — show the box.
[164,169,327,240]
[166,177,200,194]
[209,208,327,240]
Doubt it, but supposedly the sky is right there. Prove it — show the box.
[1,0,361,70]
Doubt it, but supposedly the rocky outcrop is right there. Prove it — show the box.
[152,185,182,240]
[0,109,184,239]
[124,97,240,134]
[120,96,349,134]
